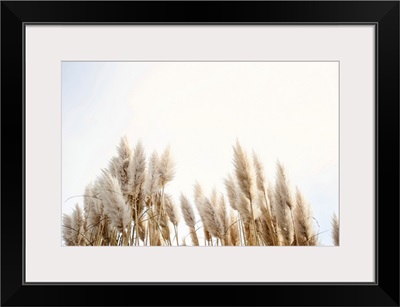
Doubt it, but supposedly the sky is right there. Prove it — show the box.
[62,61,338,246]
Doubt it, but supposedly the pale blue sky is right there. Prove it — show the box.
[62,61,339,246]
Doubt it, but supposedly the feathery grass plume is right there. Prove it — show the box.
[253,151,268,194]
[99,170,132,233]
[128,141,147,245]
[83,183,95,210]
[87,181,111,246]
[224,174,238,211]
[267,182,279,238]
[274,161,295,245]
[256,193,277,246]
[62,213,74,246]
[196,189,227,244]
[294,187,316,246]
[273,205,292,245]
[233,141,256,202]
[233,141,259,244]
[83,184,100,240]
[209,191,226,243]
[71,204,86,245]
[210,188,219,208]
[332,213,339,246]
[193,181,204,204]
[88,197,103,230]
[128,141,146,201]
[219,194,229,233]
[164,194,180,245]
[229,211,240,246]
[252,153,277,244]
[180,193,196,228]
[253,152,274,220]
[85,183,104,217]
[108,156,120,179]
[198,195,222,240]
[159,145,175,186]
[159,209,171,245]
[164,194,180,226]
[236,190,262,223]
[224,176,245,245]
[217,194,230,245]
[144,151,160,197]
[239,200,260,246]
[142,151,160,245]
[152,194,172,245]
[117,135,132,160]
[267,182,275,214]
[209,188,227,242]
[180,193,199,246]
[254,218,266,246]
[193,182,215,244]
[146,204,162,246]
[156,146,175,245]
[275,161,294,209]
[92,179,105,213]
[113,136,133,199]
[83,184,95,221]
[256,196,274,245]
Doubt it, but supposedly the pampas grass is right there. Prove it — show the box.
[294,188,317,246]
[63,137,334,246]
[229,211,240,246]
[224,174,239,211]
[180,194,199,246]
[233,141,256,203]
[144,151,161,197]
[128,141,146,245]
[68,204,86,245]
[164,194,180,245]
[217,194,230,245]
[195,189,223,243]
[193,182,212,245]
[62,213,74,246]
[99,170,131,234]
[332,213,339,246]
[159,146,175,186]
[113,136,132,200]
[129,141,146,202]
[274,161,295,246]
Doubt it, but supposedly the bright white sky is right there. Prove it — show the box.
[62,61,338,246]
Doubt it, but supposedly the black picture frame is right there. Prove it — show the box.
[1,1,399,306]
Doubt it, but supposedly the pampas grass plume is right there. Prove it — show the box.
[294,187,315,245]
[144,151,160,197]
[332,213,339,246]
[159,145,175,186]
[164,194,180,226]
[128,141,146,199]
[180,193,196,228]
[99,170,131,233]
[224,174,238,211]
[233,140,256,202]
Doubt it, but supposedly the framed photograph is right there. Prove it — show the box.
[1,1,399,306]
